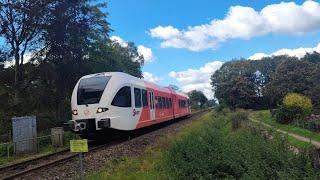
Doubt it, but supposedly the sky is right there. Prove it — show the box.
[4,0,320,99]
[106,0,320,99]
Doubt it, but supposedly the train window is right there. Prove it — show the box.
[161,97,165,109]
[158,96,163,109]
[178,99,187,108]
[134,88,142,108]
[169,98,172,108]
[111,86,131,107]
[142,89,148,107]
[181,100,186,107]
[165,98,169,109]
[77,76,111,105]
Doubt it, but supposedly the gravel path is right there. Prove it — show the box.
[249,117,320,148]
[17,111,210,180]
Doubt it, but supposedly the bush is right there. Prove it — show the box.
[283,93,312,115]
[164,114,318,179]
[276,93,312,124]
[230,109,249,130]
[275,106,292,124]
[215,103,227,112]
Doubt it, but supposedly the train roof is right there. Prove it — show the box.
[80,72,188,98]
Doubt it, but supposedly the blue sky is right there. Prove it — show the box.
[108,0,320,98]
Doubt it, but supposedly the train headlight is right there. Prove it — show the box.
[72,110,78,115]
[97,107,108,113]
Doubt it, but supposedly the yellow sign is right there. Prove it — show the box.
[70,139,88,152]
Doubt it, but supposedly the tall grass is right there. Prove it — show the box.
[164,111,318,179]
[87,110,319,179]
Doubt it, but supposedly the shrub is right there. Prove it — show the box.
[276,93,312,124]
[215,103,227,112]
[275,106,292,124]
[283,93,312,115]
[164,114,319,179]
[230,109,249,130]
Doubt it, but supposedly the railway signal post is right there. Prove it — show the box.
[70,139,88,180]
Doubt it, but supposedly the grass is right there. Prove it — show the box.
[249,110,320,143]
[287,136,313,149]
[0,131,79,166]
[0,145,67,166]
[87,110,319,179]
[87,112,213,180]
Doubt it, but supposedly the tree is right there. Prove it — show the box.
[0,0,145,130]
[187,90,208,109]
[35,0,112,118]
[211,56,294,109]
[211,60,256,109]
[0,0,49,102]
[265,58,320,107]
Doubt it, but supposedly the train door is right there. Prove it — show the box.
[149,91,155,120]
[172,94,177,117]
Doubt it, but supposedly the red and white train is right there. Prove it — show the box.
[67,72,190,138]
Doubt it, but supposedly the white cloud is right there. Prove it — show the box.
[110,35,128,47]
[169,61,223,98]
[249,42,320,60]
[150,1,320,51]
[110,36,154,63]
[137,45,154,63]
[143,72,162,83]
[150,26,181,39]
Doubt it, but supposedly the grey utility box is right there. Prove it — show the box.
[51,127,64,147]
[12,116,37,154]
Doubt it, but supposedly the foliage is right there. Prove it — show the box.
[211,58,279,109]
[187,90,208,109]
[87,111,319,179]
[211,53,320,110]
[266,57,320,108]
[283,93,312,115]
[250,110,320,143]
[0,0,49,90]
[230,109,249,130]
[276,93,312,124]
[0,1,144,130]
[275,106,294,124]
[215,103,228,112]
[165,112,318,179]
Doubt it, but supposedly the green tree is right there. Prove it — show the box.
[0,0,50,103]
[265,57,320,108]
[211,56,294,109]
[187,90,208,109]
[211,60,256,109]
[34,0,112,118]
[0,0,144,129]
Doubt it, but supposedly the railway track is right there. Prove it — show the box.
[0,109,211,180]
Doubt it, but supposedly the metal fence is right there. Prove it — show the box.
[0,132,78,159]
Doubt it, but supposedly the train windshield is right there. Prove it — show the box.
[77,76,111,105]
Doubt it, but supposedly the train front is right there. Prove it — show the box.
[65,73,114,138]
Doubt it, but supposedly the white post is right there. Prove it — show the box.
[79,153,84,180]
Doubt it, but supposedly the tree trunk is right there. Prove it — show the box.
[13,50,20,105]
